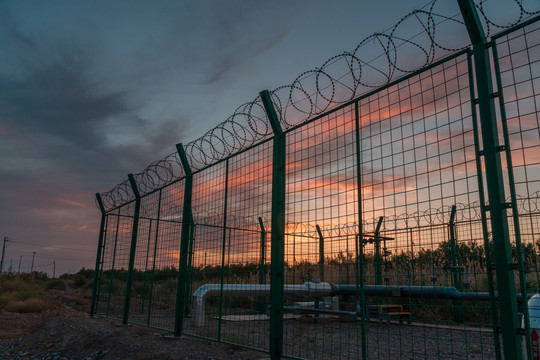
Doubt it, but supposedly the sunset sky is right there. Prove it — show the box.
[0,1,533,276]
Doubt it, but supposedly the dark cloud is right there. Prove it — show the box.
[2,0,441,275]
[0,61,128,147]
[189,2,296,85]
[0,4,202,275]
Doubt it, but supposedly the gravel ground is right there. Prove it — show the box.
[184,314,499,359]
[0,291,266,360]
[0,291,500,359]
[0,316,267,360]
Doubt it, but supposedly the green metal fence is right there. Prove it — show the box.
[91,1,540,359]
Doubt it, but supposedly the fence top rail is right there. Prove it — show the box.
[117,194,538,238]
[488,12,540,41]
[97,1,539,211]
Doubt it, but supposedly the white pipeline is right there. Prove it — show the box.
[193,281,333,326]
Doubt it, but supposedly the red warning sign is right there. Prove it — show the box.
[532,328,540,360]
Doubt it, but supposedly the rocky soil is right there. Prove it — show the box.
[0,289,498,359]
[0,292,266,360]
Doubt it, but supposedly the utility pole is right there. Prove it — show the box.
[18,255,22,274]
[31,252,36,272]
[8,259,13,273]
[53,261,56,279]
[1,237,11,273]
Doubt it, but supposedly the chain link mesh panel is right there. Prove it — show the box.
[92,6,540,359]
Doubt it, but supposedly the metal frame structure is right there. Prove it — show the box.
[92,2,540,359]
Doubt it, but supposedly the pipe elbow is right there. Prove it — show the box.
[193,284,218,299]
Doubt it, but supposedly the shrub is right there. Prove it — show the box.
[83,280,93,290]
[5,298,45,313]
[47,279,66,291]
[76,268,94,279]
[15,280,45,301]
[72,274,90,288]
[0,277,45,301]
[0,291,15,309]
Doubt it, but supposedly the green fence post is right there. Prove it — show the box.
[147,189,162,326]
[467,51,502,359]
[141,219,152,313]
[292,235,296,283]
[184,214,195,316]
[124,173,141,325]
[374,216,384,306]
[448,205,464,322]
[174,143,193,337]
[95,215,108,314]
[316,225,324,282]
[258,217,266,312]
[448,206,459,289]
[356,234,368,360]
[448,205,461,291]
[458,1,522,358]
[354,100,367,360]
[91,193,107,316]
[492,42,533,360]
[106,208,121,317]
[409,228,415,285]
[374,216,384,288]
[218,159,230,341]
[346,234,350,285]
[260,89,286,360]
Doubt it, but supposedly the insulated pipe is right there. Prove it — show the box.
[193,282,529,326]
[334,284,527,302]
[285,285,530,318]
[193,282,333,326]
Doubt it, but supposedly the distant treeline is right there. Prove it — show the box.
[98,238,540,282]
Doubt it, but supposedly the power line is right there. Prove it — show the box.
[29,261,55,268]
[6,251,93,262]
[10,239,95,253]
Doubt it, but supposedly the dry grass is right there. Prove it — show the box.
[5,298,45,313]
[0,275,46,311]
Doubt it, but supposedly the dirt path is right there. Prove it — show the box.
[0,291,88,340]
[0,291,266,360]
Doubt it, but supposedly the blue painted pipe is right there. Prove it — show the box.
[333,284,528,302]
[282,284,530,318]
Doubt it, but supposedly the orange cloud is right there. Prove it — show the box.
[166,250,180,261]
[55,198,88,208]
[48,224,90,232]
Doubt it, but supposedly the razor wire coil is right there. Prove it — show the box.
[98,0,539,211]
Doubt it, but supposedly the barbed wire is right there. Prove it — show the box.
[173,191,540,239]
[97,153,185,212]
[288,192,540,238]
[184,99,271,171]
[98,179,134,212]
[476,0,540,37]
[98,0,539,211]
[133,152,185,197]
